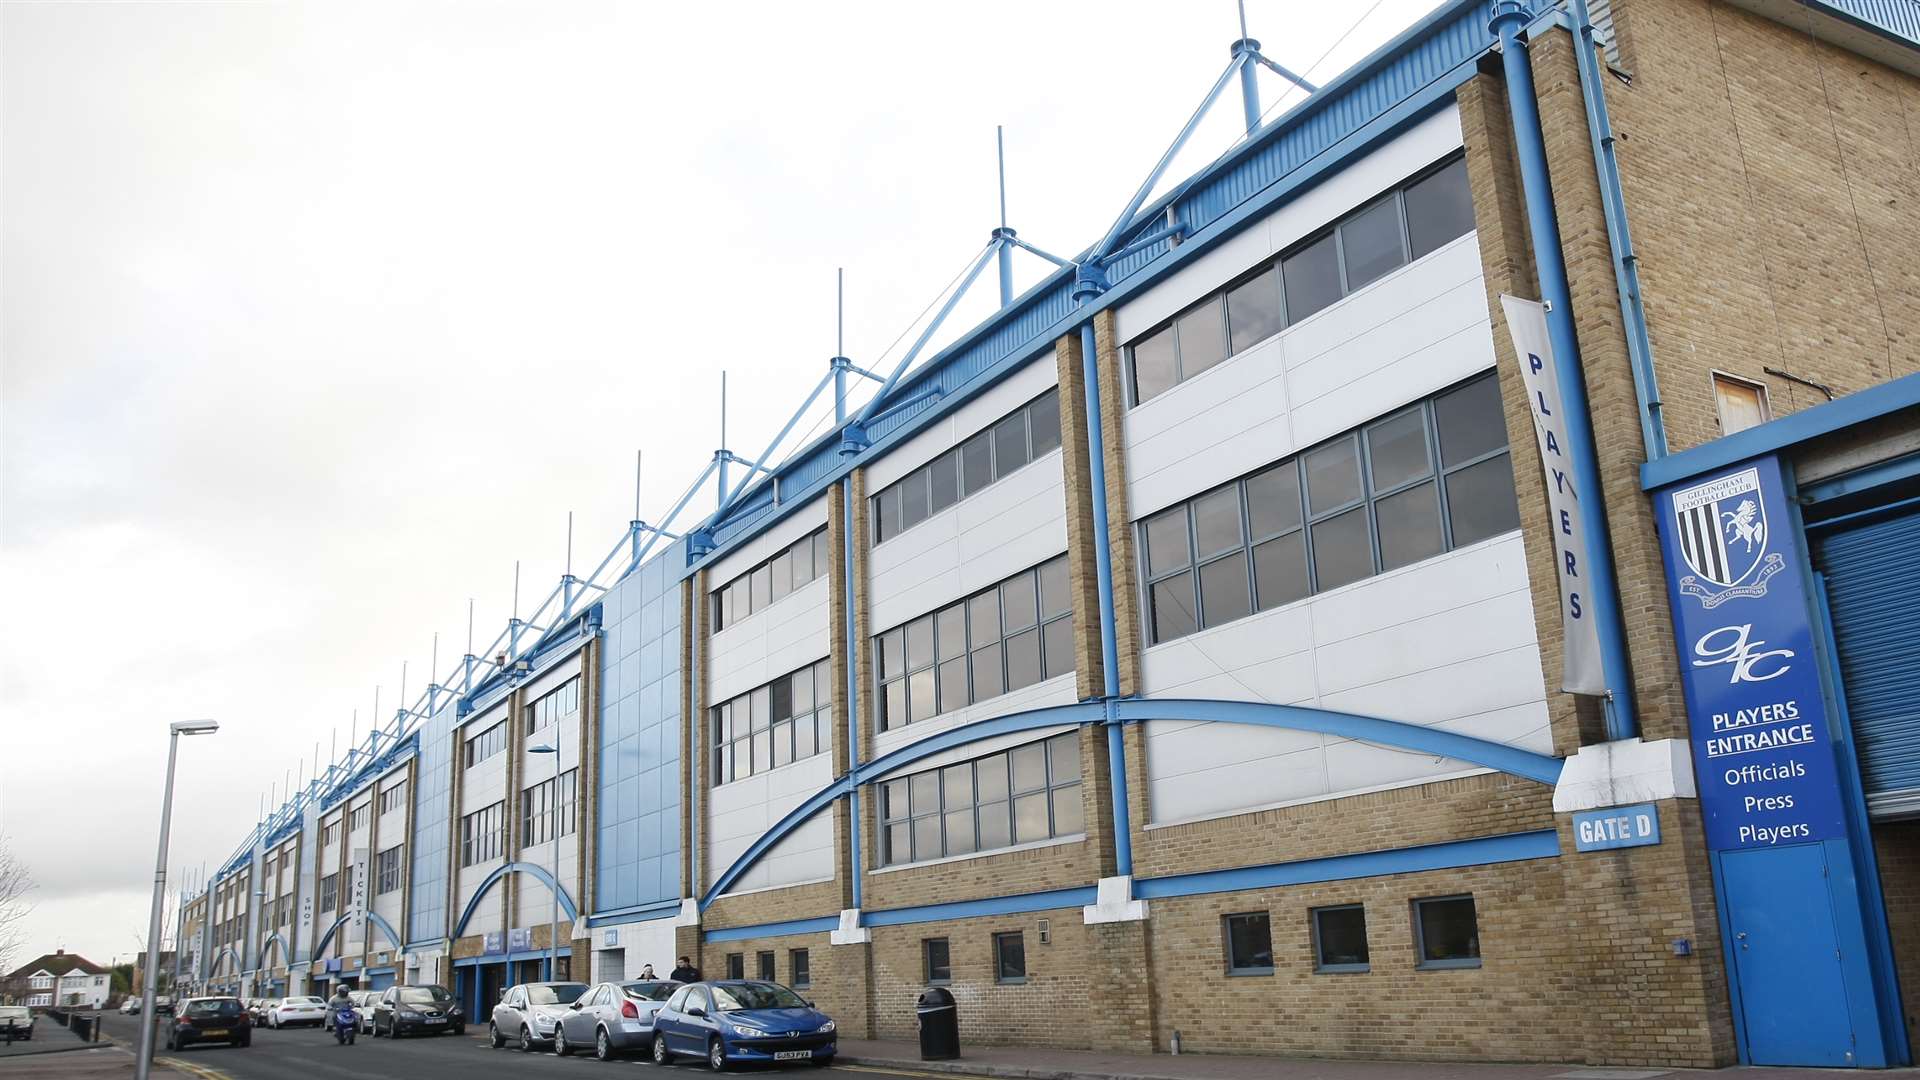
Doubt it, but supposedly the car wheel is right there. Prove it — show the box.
[489,1022,504,1049]
[519,1025,535,1052]
[555,1027,572,1057]
[653,1034,672,1065]
[707,1037,729,1072]
[596,1027,613,1062]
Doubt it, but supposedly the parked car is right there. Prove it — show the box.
[489,981,589,1051]
[371,984,465,1037]
[265,996,326,1028]
[164,997,251,1051]
[119,999,141,1016]
[555,979,679,1059]
[349,991,378,1034]
[0,1005,33,1040]
[650,981,835,1070]
[153,996,175,1016]
[246,999,270,1025]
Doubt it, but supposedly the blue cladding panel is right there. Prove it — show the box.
[1815,508,1920,799]
[596,538,685,913]
[406,700,457,944]
[1814,0,1920,44]
[693,0,1495,567]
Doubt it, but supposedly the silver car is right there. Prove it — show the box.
[554,980,679,1060]
[488,981,589,1051]
[350,991,378,1034]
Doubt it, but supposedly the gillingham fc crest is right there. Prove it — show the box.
[1670,466,1785,608]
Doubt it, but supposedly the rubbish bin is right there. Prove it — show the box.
[915,986,958,1061]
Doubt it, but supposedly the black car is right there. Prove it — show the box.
[165,997,252,1050]
[371,984,465,1037]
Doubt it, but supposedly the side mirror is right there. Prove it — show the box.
[687,1006,706,1018]
[568,1001,581,1010]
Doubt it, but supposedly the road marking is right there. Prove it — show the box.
[155,1057,236,1080]
[833,1066,965,1079]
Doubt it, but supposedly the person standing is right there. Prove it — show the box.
[637,964,657,980]
[668,957,700,983]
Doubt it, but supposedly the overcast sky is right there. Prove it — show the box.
[1,0,1443,966]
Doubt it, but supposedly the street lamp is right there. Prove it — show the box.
[528,743,560,982]
[135,719,217,1080]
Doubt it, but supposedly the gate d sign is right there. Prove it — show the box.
[1573,803,1661,851]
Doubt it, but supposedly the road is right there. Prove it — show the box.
[93,1011,933,1080]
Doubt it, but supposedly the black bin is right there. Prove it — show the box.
[915,986,959,1060]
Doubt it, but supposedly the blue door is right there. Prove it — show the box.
[1721,844,1855,1065]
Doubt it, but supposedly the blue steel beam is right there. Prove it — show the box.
[849,240,1000,435]
[1093,53,1247,261]
[1078,321,1131,879]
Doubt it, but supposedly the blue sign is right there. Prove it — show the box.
[507,927,532,952]
[1572,803,1662,851]
[483,931,506,956]
[1656,455,1847,850]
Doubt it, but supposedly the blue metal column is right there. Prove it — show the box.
[1489,1,1639,741]
[1232,39,1261,132]
[1076,312,1132,879]
[841,482,864,910]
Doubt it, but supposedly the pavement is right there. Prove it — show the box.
[0,1014,110,1058]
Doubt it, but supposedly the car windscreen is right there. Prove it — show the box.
[185,1000,242,1017]
[292,997,323,1005]
[620,982,676,1002]
[397,987,451,1004]
[528,983,588,1005]
[710,982,806,1011]
[0,1007,27,1018]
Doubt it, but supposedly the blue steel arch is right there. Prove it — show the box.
[311,909,405,959]
[700,698,1564,907]
[450,861,580,939]
[211,944,241,975]
[257,930,290,967]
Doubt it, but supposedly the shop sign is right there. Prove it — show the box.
[1655,455,1847,850]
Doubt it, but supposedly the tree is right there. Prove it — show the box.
[0,836,33,976]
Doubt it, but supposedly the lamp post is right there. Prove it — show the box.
[528,743,560,982]
[135,719,218,1080]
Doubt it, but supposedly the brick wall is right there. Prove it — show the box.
[869,909,1093,1048]
[1873,821,1920,1052]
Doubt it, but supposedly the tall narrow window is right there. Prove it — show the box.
[993,932,1026,984]
[924,938,952,983]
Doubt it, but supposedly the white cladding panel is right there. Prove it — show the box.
[708,496,829,588]
[1125,235,1489,519]
[707,752,836,895]
[708,575,831,707]
[865,359,1059,492]
[869,671,1080,778]
[1141,533,1547,825]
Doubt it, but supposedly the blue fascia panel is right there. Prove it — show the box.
[862,887,1098,928]
[584,899,684,928]
[679,9,1495,578]
[1641,372,1920,490]
[1135,829,1561,899]
[702,916,840,943]
[1805,0,1920,49]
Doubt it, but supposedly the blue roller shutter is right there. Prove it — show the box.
[367,970,396,991]
[1815,507,1920,814]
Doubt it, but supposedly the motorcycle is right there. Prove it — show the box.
[332,1005,358,1045]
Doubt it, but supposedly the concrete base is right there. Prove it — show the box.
[829,908,871,945]
[1552,738,1696,812]
[1082,876,1149,924]
[673,898,701,926]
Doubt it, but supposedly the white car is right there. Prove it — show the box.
[265,996,327,1028]
[119,999,142,1015]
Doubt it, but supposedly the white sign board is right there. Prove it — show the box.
[1502,294,1605,695]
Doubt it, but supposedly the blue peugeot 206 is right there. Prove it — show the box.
[649,980,836,1070]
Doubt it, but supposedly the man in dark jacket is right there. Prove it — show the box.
[669,957,701,983]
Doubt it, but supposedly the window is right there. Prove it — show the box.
[320,820,338,847]
[711,527,829,631]
[879,733,1082,866]
[873,555,1073,731]
[1128,155,1474,405]
[29,975,50,990]
[526,676,581,733]
[376,845,404,895]
[1139,372,1519,644]
[460,801,505,867]
[522,769,579,845]
[1311,905,1369,972]
[993,932,1026,984]
[379,780,408,816]
[923,938,951,984]
[318,873,338,915]
[1713,372,1771,435]
[726,954,745,980]
[465,719,508,768]
[349,802,370,832]
[712,659,832,784]
[871,389,1062,546]
[789,949,810,989]
[1223,912,1274,975]
[756,951,775,981]
[1413,895,1481,969]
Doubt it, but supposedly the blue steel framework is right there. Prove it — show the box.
[182,1,1920,1054]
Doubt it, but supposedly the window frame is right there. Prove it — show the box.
[992,931,1027,985]
[869,389,1062,548]
[711,659,833,785]
[375,845,404,895]
[923,938,952,984]
[709,526,829,632]
[1310,904,1371,974]
[788,948,811,989]
[1711,370,1772,435]
[1137,371,1517,646]
[525,675,581,734]
[1222,911,1275,976]
[1412,894,1482,970]
[464,719,508,769]
[521,769,579,846]
[878,733,1082,867]
[725,954,745,980]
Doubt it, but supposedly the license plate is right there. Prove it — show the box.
[424,1017,446,1024]
[203,1030,227,1038]
[773,1050,812,1061]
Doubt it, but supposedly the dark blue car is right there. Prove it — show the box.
[649,980,835,1070]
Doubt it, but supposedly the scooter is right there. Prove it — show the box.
[333,1005,358,1045]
